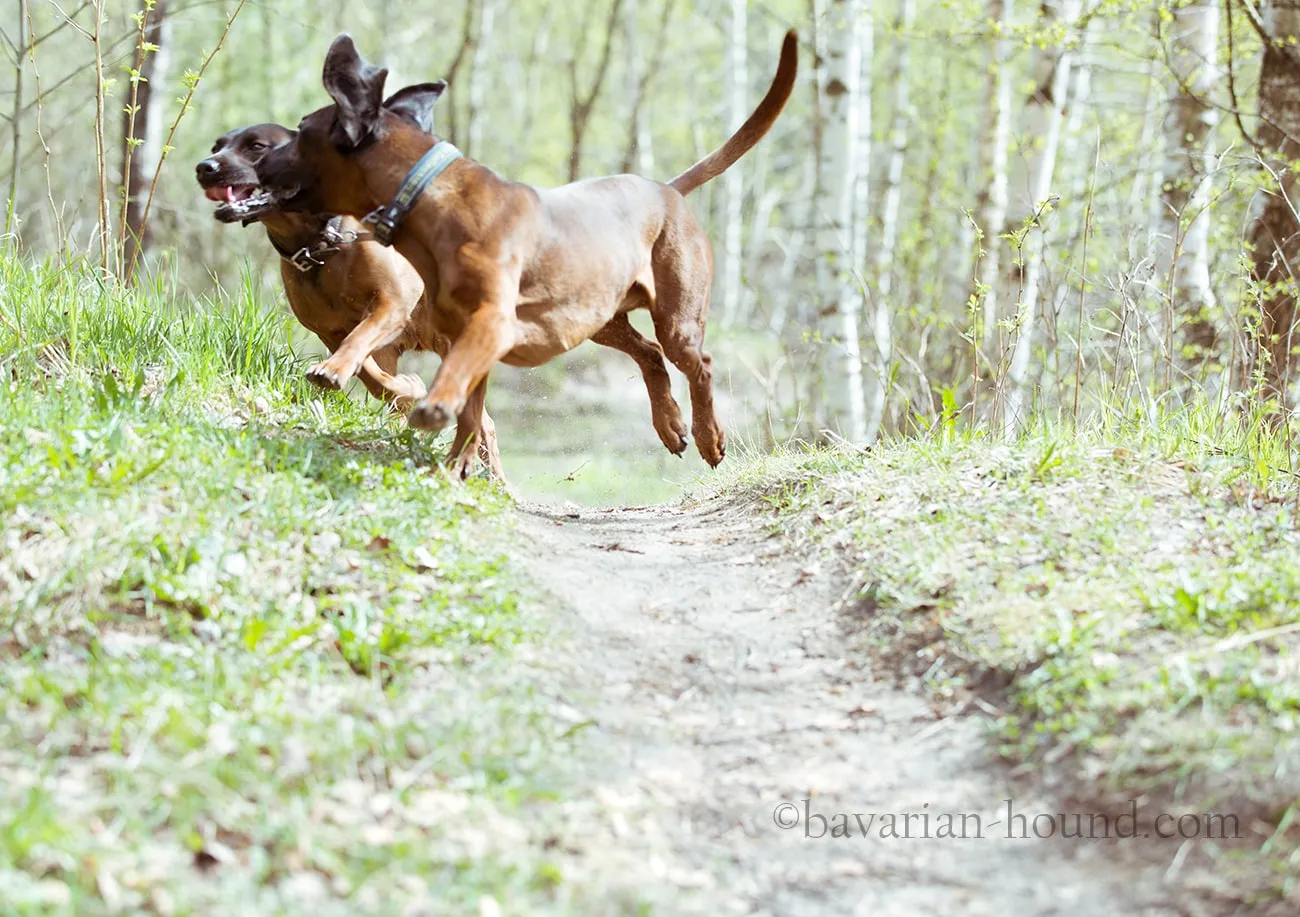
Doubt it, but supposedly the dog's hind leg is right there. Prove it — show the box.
[447,377,505,482]
[592,313,688,456]
[356,348,427,411]
[650,213,726,467]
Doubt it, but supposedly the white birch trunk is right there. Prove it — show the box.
[770,160,816,332]
[1157,0,1220,351]
[816,0,867,441]
[977,0,1016,354]
[849,1,873,274]
[1129,57,1162,226]
[719,0,748,324]
[864,0,910,443]
[1003,0,1081,433]
[1049,23,1094,318]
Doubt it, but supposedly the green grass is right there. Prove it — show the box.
[723,415,1300,900]
[0,255,578,914]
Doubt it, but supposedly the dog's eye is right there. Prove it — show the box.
[249,141,267,151]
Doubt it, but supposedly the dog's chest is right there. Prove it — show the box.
[282,268,369,335]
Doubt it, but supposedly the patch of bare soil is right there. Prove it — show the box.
[514,494,1240,917]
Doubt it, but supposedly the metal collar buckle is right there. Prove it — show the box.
[289,244,333,273]
[361,206,398,247]
[322,222,362,247]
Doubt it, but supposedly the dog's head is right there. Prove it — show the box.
[195,123,297,224]
[256,35,446,217]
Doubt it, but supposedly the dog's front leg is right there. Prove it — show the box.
[307,294,415,392]
[409,303,517,434]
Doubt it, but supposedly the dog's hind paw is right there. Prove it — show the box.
[408,399,453,433]
[695,424,726,468]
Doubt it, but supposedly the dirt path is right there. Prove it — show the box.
[514,495,1214,917]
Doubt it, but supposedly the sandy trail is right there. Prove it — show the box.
[513,494,1219,917]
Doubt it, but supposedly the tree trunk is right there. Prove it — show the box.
[864,0,910,443]
[1047,21,1094,336]
[770,161,816,333]
[1129,54,1162,231]
[1003,0,1081,433]
[620,0,651,174]
[619,0,675,174]
[718,0,748,325]
[1158,0,1220,360]
[1249,1,1300,402]
[568,0,624,181]
[976,0,1016,357]
[815,0,867,441]
[442,0,478,148]
[121,0,173,281]
[466,0,496,160]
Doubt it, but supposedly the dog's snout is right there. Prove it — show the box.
[196,158,221,177]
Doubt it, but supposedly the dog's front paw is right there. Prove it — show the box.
[408,399,453,433]
[306,362,346,392]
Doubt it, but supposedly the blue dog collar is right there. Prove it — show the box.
[362,140,462,246]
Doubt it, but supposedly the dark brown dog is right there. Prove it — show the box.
[256,32,797,468]
[194,107,503,477]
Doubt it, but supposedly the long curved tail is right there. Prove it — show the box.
[667,30,798,196]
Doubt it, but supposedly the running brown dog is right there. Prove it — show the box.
[195,99,503,477]
[256,31,797,467]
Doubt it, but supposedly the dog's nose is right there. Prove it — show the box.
[196,158,221,177]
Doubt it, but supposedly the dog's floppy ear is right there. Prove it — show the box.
[383,81,447,135]
[322,34,389,150]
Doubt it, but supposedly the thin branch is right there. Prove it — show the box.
[48,0,93,41]
[90,0,112,271]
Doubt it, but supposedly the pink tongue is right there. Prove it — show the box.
[204,186,227,203]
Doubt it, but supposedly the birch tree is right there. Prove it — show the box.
[719,0,748,325]
[1129,55,1163,238]
[816,0,867,441]
[1156,0,1220,358]
[975,0,1016,356]
[1003,0,1081,432]
[865,0,910,443]
[1048,22,1094,323]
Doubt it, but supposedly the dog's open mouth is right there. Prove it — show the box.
[205,184,275,222]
